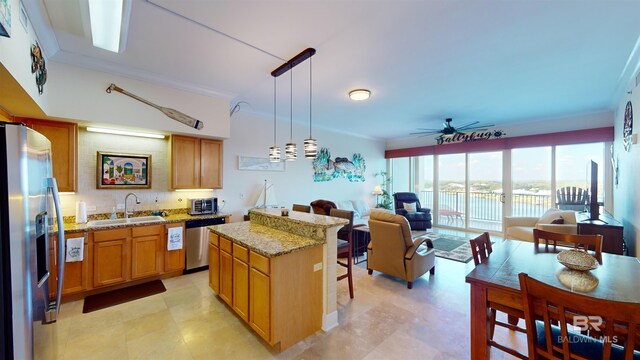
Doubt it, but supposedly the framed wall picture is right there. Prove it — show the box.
[97,152,151,189]
[238,156,285,171]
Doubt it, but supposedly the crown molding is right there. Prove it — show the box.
[51,50,235,100]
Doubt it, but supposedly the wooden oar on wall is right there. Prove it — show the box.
[106,83,204,130]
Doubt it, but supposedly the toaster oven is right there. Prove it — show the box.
[189,198,217,215]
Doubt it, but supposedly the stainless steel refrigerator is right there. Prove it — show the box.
[1,122,65,359]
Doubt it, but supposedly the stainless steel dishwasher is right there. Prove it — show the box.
[185,217,225,273]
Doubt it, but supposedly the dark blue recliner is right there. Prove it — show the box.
[393,192,432,230]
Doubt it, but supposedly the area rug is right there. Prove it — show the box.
[412,230,477,263]
[82,280,166,313]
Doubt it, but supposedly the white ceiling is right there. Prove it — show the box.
[33,0,640,140]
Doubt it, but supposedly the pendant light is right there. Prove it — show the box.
[304,56,318,159]
[269,77,281,162]
[285,67,297,161]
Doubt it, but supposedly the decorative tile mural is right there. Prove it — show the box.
[312,147,366,182]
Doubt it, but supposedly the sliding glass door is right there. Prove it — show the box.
[437,153,466,227]
[468,151,503,232]
[511,147,552,217]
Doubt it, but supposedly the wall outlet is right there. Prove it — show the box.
[313,263,322,272]
[116,203,125,210]
[86,205,97,212]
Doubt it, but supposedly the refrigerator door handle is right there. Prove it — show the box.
[45,177,65,323]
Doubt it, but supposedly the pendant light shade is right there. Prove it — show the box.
[285,67,297,161]
[304,55,317,159]
[269,77,281,163]
[270,48,317,162]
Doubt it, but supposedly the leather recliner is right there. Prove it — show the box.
[393,192,432,230]
[367,211,435,289]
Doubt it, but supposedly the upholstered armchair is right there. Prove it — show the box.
[310,199,337,215]
[392,192,432,230]
[367,211,435,289]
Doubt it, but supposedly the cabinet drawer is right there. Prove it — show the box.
[94,228,128,242]
[220,237,232,253]
[132,224,163,237]
[209,232,219,246]
[250,251,270,275]
[233,243,249,262]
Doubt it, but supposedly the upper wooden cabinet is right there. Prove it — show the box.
[170,135,222,189]
[18,118,78,192]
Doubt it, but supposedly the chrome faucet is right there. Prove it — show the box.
[124,193,140,219]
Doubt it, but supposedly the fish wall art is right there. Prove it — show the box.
[312,147,366,182]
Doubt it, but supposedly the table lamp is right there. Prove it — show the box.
[372,185,383,207]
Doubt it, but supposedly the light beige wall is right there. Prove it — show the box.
[59,129,216,217]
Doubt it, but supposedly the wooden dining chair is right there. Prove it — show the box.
[330,209,354,299]
[532,229,604,264]
[519,273,640,359]
[292,204,311,213]
[469,232,527,359]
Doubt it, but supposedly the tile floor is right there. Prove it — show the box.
[50,228,527,359]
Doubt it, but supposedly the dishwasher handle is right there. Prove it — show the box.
[185,217,225,229]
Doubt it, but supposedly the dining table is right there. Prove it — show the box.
[465,239,640,359]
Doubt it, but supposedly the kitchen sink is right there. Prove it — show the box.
[86,216,165,227]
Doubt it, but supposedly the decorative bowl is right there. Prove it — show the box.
[556,249,598,271]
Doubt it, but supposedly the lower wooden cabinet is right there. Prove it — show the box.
[208,234,219,293]
[232,245,250,321]
[219,242,233,305]
[93,228,129,287]
[210,233,323,350]
[131,225,163,279]
[164,223,185,272]
[249,266,270,340]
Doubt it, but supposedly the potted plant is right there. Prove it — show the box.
[374,171,393,210]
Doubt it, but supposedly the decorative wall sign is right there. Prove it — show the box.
[623,101,633,152]
[312,147,366,182]
[436,129,506,145]
[0,0,11,37]
[97,152,151,189]
[238,156,285,171]
[30,42,47,95]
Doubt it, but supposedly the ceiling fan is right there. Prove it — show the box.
[411,118,494,137]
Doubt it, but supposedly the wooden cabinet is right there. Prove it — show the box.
[170,135,223,189]
[131,225,163,279]
[164,222,185,272]
[249,264,271,341]
[577,212,625,255]
[19,118,77,192]
[200,139,223,189]
[208,233,219,293]
[61,233,90,295]
[93,228,129,287]
[232,244,250,321]
[212,234,323,350]
[48,233,91,298]
[219,237,233,305]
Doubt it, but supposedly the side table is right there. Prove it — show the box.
[352,226,371,264]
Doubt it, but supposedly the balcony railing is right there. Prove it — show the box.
[419,190,553,224]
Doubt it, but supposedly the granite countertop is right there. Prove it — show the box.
[250,208,349,228]
[62,213,230,234]
[209,222,323,258]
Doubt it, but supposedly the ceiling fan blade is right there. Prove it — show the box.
[416,128,443,131]
[410,131,441,135]
[458,124,494,132]
[455,121,480,130]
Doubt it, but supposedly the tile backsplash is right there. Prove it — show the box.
[59,129,217,217]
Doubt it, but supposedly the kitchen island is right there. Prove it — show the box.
[209,208,347,351]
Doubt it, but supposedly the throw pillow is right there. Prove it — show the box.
[352,200,371,217]
[403,202,417,212]
[336,201,360,218]
[537,208,561,224]
[550,217,564,224]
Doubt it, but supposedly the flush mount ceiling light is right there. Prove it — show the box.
[86,126,165,139]
[88,0,124,52]
[349,89,371,101]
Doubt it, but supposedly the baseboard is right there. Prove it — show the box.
[322,311,339,332]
